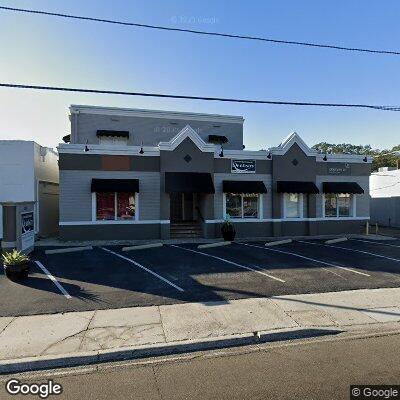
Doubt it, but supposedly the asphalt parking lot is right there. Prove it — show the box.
[2,238,400,317]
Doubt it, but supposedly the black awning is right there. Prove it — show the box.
[91,179,139,192]
[62,134,70,143]
[323,182,364,194]
[277,181,319,194]
[165,172,215,194]
[223,180,267,194]
[208,134,228,144]
[96,130,129,138]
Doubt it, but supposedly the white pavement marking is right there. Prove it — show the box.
[122,243,163,252]
[100,247,184,292]
[34,261,72,299]
[198,241,231,249]
[265,239,292,247]
[45,246,93,255]
[301,240,400,263]
[352,238,400,249]
[170,244,286,283]
[241,242,371,277]
[325,237,348,244]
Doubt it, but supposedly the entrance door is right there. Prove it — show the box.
[170,193,183,222]
[170,193,195,222]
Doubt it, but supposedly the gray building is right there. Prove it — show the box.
[58,105,371,240]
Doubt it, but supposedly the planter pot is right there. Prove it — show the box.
[3,262,30,280]
[222,230,236,241]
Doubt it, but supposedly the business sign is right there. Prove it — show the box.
[328,163,351,175]
[231,159,256,174]
[21,212,34,251]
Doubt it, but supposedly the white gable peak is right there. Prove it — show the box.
[270,131,318,157]
[158,125,215,152]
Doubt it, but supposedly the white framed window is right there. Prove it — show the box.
[282,193,304,218]
[99,136,128,146]
[323,193,355,218]
[224,193,261,219]
[92,192,138,221]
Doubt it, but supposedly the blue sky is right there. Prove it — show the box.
[0,0,399,150]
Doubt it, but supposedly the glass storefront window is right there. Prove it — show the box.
[225,193,259,219]
[324,194,337,217]
[96,192,115,220]
[285,193,301,218]
[324,194,353,217]
[243,194,258,218]
[96,192,136,220]
[226,193,242,218]
[117,193,136,220]
[338,194,351,217]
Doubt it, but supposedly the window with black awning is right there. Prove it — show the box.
[223,180,267,194]
[276,181,319,194]
[165,172,215,193]
[96,130,129,138]
[323,182,364,194]
[91,179,139,192]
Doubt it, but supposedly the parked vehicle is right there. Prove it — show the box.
[2,249,30,280]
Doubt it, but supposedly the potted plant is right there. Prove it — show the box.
[221,219,236,241]
[2,249,30,280]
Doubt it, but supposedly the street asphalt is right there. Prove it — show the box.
[2,330,400,400]
[2,238,400,317]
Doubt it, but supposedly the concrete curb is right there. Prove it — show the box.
[198,241,231,249]
[325,237,348,244]
[45,246,93,255]
[265,239,292,247]
[122,243,163,252]
[0,327,342,375]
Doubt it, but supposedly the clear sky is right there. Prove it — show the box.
[0,0,399,150]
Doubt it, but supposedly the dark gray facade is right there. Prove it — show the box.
[59,105,372,241]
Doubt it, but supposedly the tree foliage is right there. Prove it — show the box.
[312,142,400,172]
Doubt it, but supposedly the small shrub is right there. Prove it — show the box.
[2,249,29,266]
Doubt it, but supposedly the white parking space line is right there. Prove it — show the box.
[100,247,184,292]
[300,240,400,263]
[34,261,72,299]
[170,245,285,283]
[241,242,370,277]
[352,238,400,249]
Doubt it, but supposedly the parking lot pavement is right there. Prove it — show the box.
[3,238,400,317]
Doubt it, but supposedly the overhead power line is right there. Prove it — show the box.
[1,83,400,111]
[1,5,400,56]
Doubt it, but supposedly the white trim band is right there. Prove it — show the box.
[204,217,370,223]
[60,220,170,226]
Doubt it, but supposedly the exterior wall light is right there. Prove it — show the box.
[219,145,224,157]
[323,154,328,161]
[84,139,89,152]
[267,152,272,159]
[139,141,144,155]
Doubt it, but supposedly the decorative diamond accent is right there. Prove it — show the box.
[184,154,192,163]
[292,159,299,166]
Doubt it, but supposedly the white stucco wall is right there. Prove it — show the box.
[0,141,59,238]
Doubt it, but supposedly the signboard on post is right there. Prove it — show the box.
[21,212,34,251]
[231,159,256,174]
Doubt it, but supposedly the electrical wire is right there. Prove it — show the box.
[1,5,400,56]
[1,83,400,111]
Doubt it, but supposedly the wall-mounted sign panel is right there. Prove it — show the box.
[328,163,351,175]
[231,160,256,174]
[21,211,34,251]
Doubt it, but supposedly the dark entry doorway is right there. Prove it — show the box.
[170,193,195,222]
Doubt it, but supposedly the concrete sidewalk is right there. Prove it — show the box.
[1,287,400,373]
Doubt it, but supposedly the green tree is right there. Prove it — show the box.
[312,142,400,172]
